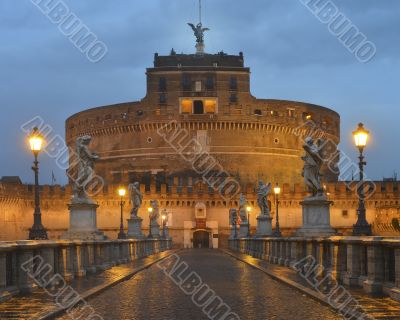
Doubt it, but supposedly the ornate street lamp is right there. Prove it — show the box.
[246,206,251,237]
[273,183,282,237]
[28,127,48,240]
[148,207,153,238]
[352,123,372,236]
[117,187,127,239]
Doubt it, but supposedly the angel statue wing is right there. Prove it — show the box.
[188,23,196,32]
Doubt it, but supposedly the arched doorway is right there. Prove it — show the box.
[193,230,210,249]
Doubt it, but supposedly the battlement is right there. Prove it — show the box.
[1,180,398,205]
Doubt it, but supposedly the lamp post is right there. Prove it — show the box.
[234,210,238,239]
[28,127,48,240]
[148,207,153,238]
[246,206,251,238]
[162,214,166,238]
[352,123,372,236]
[117,187,127,239]
[273,183,282,237]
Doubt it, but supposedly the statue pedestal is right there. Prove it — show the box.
[150,221,161,238]
[127,216,144,239]
[229,225,237,239]
[196,43,205,55]
[62,203,106,240]
[162,227,171,240]
[239,223,249,238]
[296,197,336,237]
[255,215,273,237]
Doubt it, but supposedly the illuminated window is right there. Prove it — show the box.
[181,99,192,113]
[205,100,217,113]
[287,108,295,118]
[180,98,218,115]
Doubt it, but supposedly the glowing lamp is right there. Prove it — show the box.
[353,123,369,151]
[274,184,281,195]
[29,127,44,153]
[118,188,126,197]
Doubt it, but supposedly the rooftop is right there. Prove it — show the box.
[153,51,245,68]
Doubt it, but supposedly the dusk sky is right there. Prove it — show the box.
[1,0,399,185]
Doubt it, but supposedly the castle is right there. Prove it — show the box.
[1,27,399,247]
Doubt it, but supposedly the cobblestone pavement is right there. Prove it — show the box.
[58,249,342,320]
[0,251,174,320]
[224,250,400,320]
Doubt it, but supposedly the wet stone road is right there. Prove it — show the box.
[58,250,342,320]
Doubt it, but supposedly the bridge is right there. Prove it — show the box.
[0,238,400,320]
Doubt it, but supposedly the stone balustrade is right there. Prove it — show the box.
[229,236,400,301]
[0,238,172,302]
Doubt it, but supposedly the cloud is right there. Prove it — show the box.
[0,0,399,183]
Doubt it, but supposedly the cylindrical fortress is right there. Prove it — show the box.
[66,52,340,189]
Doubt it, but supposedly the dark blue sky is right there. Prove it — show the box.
[1,0,399,184]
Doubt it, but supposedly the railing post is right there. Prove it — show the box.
[390,246,400,301]
[343,239,362,287]
[314,240,323,267]
[262,240,267,260]
[306,240,313,259]
[58,242,74,281]
[39,244,55,282]
[86,242,97,274]
[16,244,36,293]
[0,252,6,289]
[72,241,86,277]
[95,242,110,271]
[278,240,286,265]
[109,242,117,266]
[363,239,384,294]
[285,239,291,267]
[328,239,341,281]
[270,240,277,264]
[123,241,130,262]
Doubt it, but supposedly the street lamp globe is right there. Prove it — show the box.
[148,207,153,213]
[353,123,369,151]
[118,188,126,197]
[29,127,44,153]
[246,206,251,213]
[274,184,281,195]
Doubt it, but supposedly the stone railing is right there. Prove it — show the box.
[0,238,172,302]
[229,236,400,301]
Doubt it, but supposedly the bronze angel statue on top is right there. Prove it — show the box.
[188,22,210,44]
